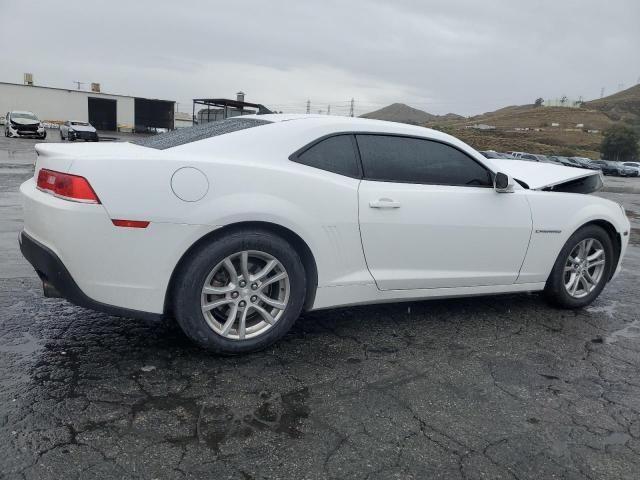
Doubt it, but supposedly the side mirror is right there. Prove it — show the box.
[494,172,515,193]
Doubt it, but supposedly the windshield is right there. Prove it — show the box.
[71,121,89,126]
[12,112,38,121]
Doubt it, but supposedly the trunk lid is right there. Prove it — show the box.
[34,142,161,174]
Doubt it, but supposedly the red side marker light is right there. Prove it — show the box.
[111,219,150,228]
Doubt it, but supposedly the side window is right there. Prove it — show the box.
[356,135,491,186]
[293,135,360,178]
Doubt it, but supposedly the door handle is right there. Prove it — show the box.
[369,198,401,209]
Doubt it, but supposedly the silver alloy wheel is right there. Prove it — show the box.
[563,238,606,299]
[200,250,290,340]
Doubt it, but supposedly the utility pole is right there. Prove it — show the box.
[72,81,85,90]
[306,99,310,114]
[327,105,331,115]
[349,98,354,117]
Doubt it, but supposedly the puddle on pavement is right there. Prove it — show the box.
[604,319,640,344]
[0,332,43,356]
[586,301,619,318]
[602,432,631,446]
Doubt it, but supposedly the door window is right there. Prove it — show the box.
[356,135,491,186]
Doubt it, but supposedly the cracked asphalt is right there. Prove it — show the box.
[1,133,640,479]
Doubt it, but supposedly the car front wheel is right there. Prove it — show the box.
[172,229,307,354]
[544,225,614,309]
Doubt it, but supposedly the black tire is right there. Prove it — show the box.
[544,224,614,309]
[172,229,306,354]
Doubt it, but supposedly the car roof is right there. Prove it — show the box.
[164,114,486,163]
[10,110,36,115]
[243,113,460,142]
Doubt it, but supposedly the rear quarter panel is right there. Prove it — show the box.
[66,125,371,289]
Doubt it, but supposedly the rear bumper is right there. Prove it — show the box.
[69,130,98,141]
[19,231,162,321]
[20,177,217,316]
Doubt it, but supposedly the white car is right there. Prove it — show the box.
[59,120,99,142]
[622,162,640,177]
[4,110,46,139]
[19,115,630,354]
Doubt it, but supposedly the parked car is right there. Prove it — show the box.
[621,162,640,177]
[570,157,601,170]
[480,150,506,159]
[512,153,558,163]
[19,115,630,354]
[548,156,578,167]
[590,160,635,176]
[4,111,46,139]
[60,120,99,142]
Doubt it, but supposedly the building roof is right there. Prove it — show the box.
[0,81,175,103]
[193,98,271,114]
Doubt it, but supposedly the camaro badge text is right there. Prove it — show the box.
[535,229,562,234]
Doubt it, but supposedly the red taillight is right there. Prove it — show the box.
[37,169,100,204]
[111,219,150,228]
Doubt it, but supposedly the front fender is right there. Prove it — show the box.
[517,191,629,284]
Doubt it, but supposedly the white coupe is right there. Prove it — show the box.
[20,115,630,353]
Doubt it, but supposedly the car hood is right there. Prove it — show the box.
[69,124,96,132]
[483,158,602,190]
[11,118,39,126]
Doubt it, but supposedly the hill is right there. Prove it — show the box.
[434,105,612,131]
[584,83,640,129]
[361,86,640,158]
[361,103,462,125]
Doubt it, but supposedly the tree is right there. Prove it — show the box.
[600,125,639,161]
[534,97,544,107]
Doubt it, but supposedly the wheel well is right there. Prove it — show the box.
[163,221,319,317]
[581,220,621,280]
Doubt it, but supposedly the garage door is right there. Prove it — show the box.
[88,97,117,131]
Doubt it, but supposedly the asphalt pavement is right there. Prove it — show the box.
[1,132,640,479]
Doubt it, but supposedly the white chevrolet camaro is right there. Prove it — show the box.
[20,115,630,353]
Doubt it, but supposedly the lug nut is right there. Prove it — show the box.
[239,300,246,307]
[251,283,258,290]
[231,292,239,299]
[239,280,246,288]
[250,296,257,302]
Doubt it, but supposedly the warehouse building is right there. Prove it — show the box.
[0,80,175,132]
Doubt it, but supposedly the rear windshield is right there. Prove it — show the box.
[135,117,272,150]
[71,121,89,126]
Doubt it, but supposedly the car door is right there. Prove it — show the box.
[356,134,533,290]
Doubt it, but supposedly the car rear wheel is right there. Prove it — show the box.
[544,225,613,309]
[172,229,306,354]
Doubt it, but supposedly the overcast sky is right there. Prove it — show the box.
[1,0,638,116]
